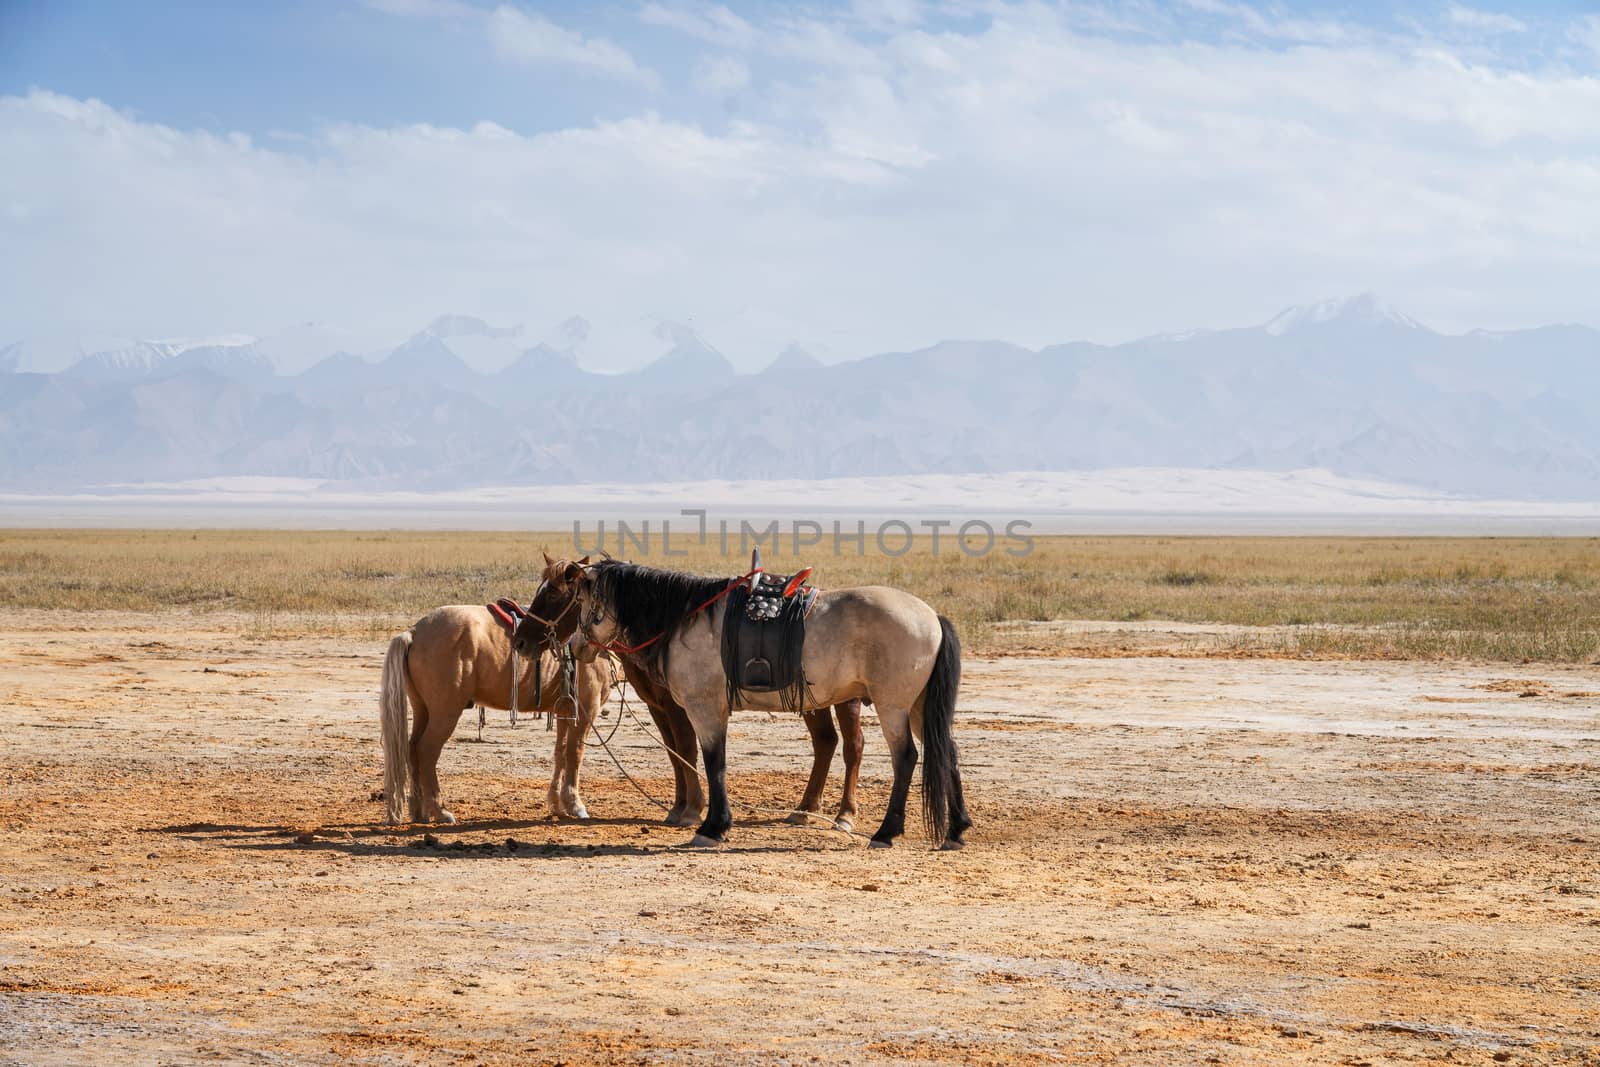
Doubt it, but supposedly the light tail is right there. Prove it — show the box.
[379,632,413,824]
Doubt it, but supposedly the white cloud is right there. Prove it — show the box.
[693,55,751,94]
[849,0,924,31]
[4,6,1600,365]
[638,2,755,49]
[488,6,655,84]
[1574,16,1600,58]
[1447,5,1528,36]
[1179,0,1352,45]
[355,0,477,18]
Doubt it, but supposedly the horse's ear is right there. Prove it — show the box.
[542,549,554,566]
[577,555,590,565]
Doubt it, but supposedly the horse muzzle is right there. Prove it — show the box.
[568,629,599,663]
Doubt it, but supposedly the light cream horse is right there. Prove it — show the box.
[561,559,971,850]
[379,604,618,824]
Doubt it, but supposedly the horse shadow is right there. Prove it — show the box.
[144,814,854,859]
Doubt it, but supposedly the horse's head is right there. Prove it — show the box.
[512,551,589,657]
[569,556,617,662]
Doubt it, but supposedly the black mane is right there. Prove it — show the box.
[589,559,731,681]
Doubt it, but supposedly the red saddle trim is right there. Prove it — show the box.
[487,602,517,633]
[782,567,813,597]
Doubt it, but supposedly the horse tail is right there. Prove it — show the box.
[380,631,414,824]
[919,615,963,848]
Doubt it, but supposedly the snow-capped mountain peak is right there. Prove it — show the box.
[545,316,591,354]
[65,335,273,382]
[420,315,521,341]
[145,333,259,356]
[651,319,716,352]
[1263,293,1426,335]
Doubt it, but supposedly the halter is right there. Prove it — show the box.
[521,578,581,630]
[515,577,585,716]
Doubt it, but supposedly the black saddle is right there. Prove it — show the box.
[720,549,816,711]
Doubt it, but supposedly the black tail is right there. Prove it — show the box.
[920,615,964,847]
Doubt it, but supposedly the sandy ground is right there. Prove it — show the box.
[1,611,1596,1066]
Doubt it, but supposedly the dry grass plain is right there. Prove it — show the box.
[3,529,1599,660]
[1,531,1597,1065]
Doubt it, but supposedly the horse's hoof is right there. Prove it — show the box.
[939,838,966,851]
[665,810,700,828]
[784,810,814,827]
[833,818,854,834]
[437,810,456,825]
[569,803,590,821]
[868,837,893,849]
[686,834,723,849]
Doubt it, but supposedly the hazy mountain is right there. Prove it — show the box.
[630,321,737,390]
[292,351,373,397]
[3,296,1596,498]
[255,322,406,376]
[764,344,823,374]
[418,315,526,373]
[62,335,274,387]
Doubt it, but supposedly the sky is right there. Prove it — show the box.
[3,0,1599,372]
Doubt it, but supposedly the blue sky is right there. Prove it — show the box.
[7,1,1595,137]
[3,1,1599,369]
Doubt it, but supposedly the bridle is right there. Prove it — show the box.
[578,586,660,656]
[519,577,581,657]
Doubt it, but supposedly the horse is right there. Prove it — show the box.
[515,555,869,832]
[527,557,970,850]
[378,603,619,825]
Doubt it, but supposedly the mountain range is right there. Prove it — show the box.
[2,296,1597,499]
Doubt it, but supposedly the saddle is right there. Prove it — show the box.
[720,549,817,712]
[486,597,528,634]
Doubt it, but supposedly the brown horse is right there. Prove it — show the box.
[379,603,619,824]
[515,555,868,832]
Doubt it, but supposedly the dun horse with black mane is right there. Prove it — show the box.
[517,555,870,833]
[529,557,971,850]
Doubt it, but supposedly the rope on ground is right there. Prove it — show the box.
[597,687,871,842]
[586,700,671,813]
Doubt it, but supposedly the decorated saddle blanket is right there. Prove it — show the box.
[720,552,817,711]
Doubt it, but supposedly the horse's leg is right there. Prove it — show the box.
[623,663,701,827]
[834,700,865,834]
[668,704,706,826]
[644,700,685,822]
[406,700,430,823]
[869,705,918,848]
[413,703,464,824]
[547,709,569,818]
[786,708,837,826]
[683,703,731,847]
[648,698,702,827]
[556,668,599,820]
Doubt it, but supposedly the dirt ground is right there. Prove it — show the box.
[1,611,1596,1066]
